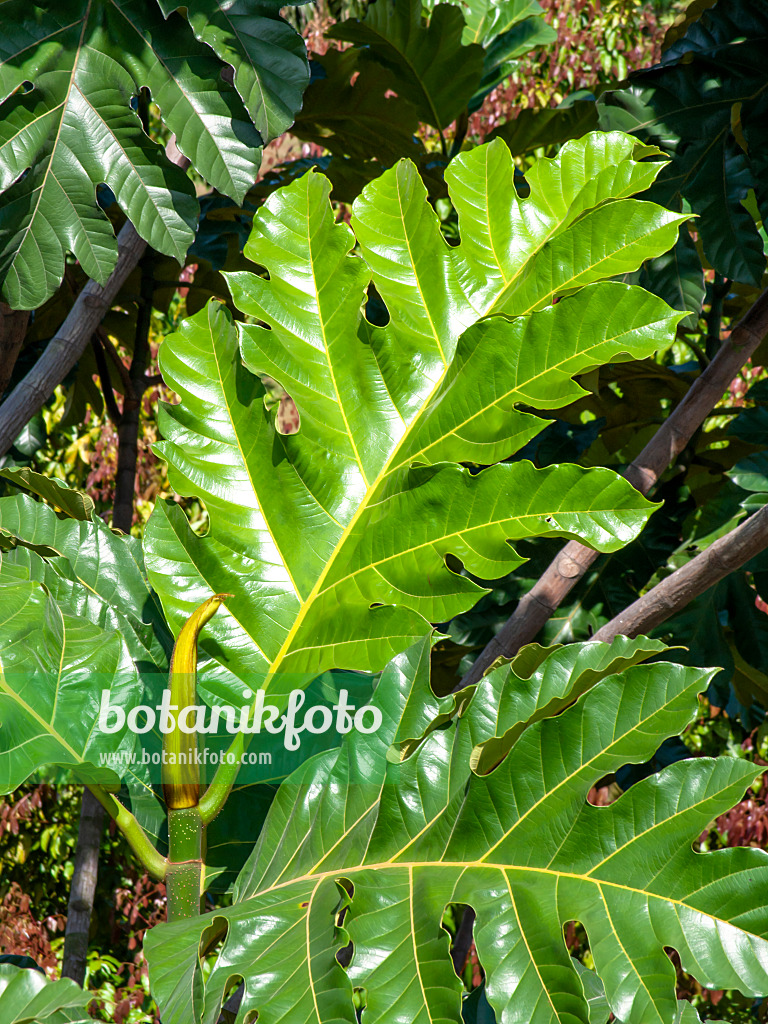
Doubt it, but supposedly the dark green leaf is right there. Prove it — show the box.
[619,225,705,330]
[0,468,94,521]
[488,100,600,157]
[329,0,485,130]
[160,0,309,144]
[0,0,307,307]
[293,50,423,166]
[598,0,768,284]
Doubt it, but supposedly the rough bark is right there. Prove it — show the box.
[61,789,104,985]
[459,287,768,688]
[0,303,30,401]
[111,251,155,533]
[593,503,768,643]
[0,222,146,458]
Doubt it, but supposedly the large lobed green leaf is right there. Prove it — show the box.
[0,0,309,308]
[0,578,140,792]
[145,636,768,1024]
[599,0,768,286]
[0,493,169,670]
[290,0,556,202]
[0,484,376,879]
[329,0,485,130]
[0,491,169,796]
[145,132,687,705]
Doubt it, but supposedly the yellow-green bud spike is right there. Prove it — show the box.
[162,593,231,811]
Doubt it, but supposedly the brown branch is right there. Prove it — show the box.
[450,906,476,976]
[112,250,155,533]
[593,503,768,643]
[90,334,123,426]
[0,138,188,460]
[0,221,146,458]
[61,789,104,985]
[458,287,768,689]
[0,303,30,401]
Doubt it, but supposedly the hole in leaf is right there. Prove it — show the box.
[261,375,300,434]
[563,919,589,956]
[365,283,390,326]
[221,975,244,1014]
[336,940,353,968]
[587,775,622,806]
[353,986,367,1013]
[444,552,463,575]
[198,914,229,975]
[514,169,530,198]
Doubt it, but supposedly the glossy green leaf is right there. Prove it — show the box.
[0,963,90,1024]
[433,0,549,48]
[462,985,498,1024]
[0,493,170,671]
[0,580,141,792]
[329,0,485,130]
[392,635,668,765]
[0,0,308,308]
[572,962,611,1024]
[728,453,768,493]
[464,635,670,773]
[0,467,94,521]
[145,638,768,1024]
[0,483,377,872]
[160,0,309,145]
[567,967,723,1024]
[146,132,685,701]
[0,489,173,821]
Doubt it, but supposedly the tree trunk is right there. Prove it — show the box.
[593,503,768,643]
[0,304,30,402]
[111,250,155,533]
[61,789,104,985]
[0,222,146,458]
[459,287,768,688]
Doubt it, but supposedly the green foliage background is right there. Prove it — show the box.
[0,0,767,1022]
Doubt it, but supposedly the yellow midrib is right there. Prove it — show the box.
[240,162,672,685]
[261,178,452,686]
[9,8,89,282]
[388,313,673,472]
[241,858,754,943]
